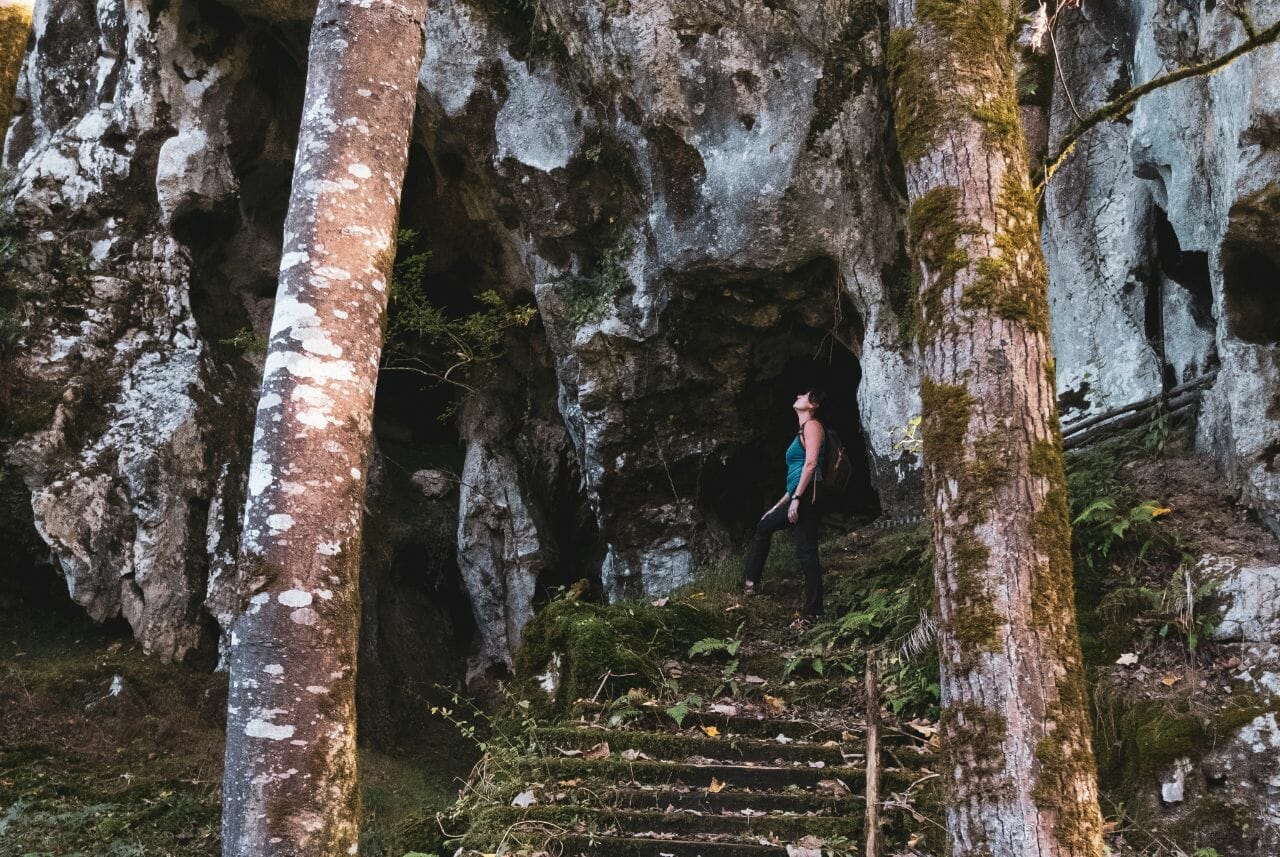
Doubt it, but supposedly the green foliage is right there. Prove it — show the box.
[662,693,704,727]
[513,589,726,716]
[1096,560,1219,653]
[554,249,631,326]
[795,528,941,716]
[219,327,269,355]
[1071,497,1171,570]
[383,230,537,390]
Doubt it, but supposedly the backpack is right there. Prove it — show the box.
[798,423,854,497]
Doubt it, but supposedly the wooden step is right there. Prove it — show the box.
[467,806,861,842]
[518,755,867,791]
[535,726,860,767]
[572,704,861,742]
[579,786,859,816]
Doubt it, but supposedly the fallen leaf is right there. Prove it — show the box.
[744,674,766,684]
[816,778,851,796]
[555,747,583,757]
[708,777,726,793]
[710,703,738,716]
[701,725,721,738]
[907,718,938,737]
[764,694,786,713]
[775,733,794,745]
[840,730,857,742]
[1151,506,1172,517]
[907,832,922,847]
[807,761,825,769]
[511,790,537,808]
[557,779,581,787]
[1116,652,1139,666]
[583,742,611,760]
[650,597,670,607]
[1161,674,1182,687]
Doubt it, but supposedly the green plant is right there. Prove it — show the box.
[555,250,630,326]
[1097,559,1219,653]
[891,415,924,455]
[688,625,746,696]
[383,230,536,393]
[1141,404,1172,457]
[663,693,704,727]
[1071,497,1171,570]
[219,327,269,355]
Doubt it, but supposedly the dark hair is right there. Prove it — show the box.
[805,388,828,414]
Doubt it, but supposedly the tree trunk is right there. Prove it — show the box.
[887,1,1105,854]
[221,2,426,854]
[0,1,33,144]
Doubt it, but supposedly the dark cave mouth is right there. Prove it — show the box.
[664,257,882,541]
[1223,240,1280,346]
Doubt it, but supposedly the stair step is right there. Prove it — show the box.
[573,704,860,741]
[467,807,861,843]
[583,787,858,815]
[517,755,867,791]
[536,726,859,767]
[537,835,792,857]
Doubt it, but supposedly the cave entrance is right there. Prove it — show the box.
[689,260,881,543]
[1223,239,1280,346]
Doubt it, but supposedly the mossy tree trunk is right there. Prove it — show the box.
[887,0,1105,854]
[0,1,33,145]
[221,2,427,854]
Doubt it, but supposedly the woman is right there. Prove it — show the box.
[742,388,827,625]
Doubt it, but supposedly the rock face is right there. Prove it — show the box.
[1,0,1279,694]
[1043,0,1280,534]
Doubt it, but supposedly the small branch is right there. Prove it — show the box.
[1040,16,1280,189]
[864,653,882,857]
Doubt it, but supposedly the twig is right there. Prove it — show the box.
[864,653,882,857]
[1040,16,1280,189]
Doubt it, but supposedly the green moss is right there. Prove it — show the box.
[949,528,1001,663]
[908,186,980,345]
[514,595,724,716]
[887,27,941,165]
[919,378,972,473]
[940,702,1009,830]
[959,173,1050,333]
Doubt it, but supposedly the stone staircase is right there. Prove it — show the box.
[453,571,939,857]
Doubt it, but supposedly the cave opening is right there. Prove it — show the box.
[1223,240,1280,346]
[676,258,881,545]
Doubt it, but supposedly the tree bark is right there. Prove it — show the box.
[221,2,427,854]
[0,1,33,145]
[887,1,1105,854]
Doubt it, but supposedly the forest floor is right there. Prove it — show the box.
[0,603,477,857]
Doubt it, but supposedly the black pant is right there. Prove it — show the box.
[743,492,824,616]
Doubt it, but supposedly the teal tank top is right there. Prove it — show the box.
[785,424,826,495]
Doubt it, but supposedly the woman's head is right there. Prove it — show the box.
[793,388,827,416]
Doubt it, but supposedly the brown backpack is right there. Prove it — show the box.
[798,423,854,497]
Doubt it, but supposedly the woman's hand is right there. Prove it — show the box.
[787,497,800,523]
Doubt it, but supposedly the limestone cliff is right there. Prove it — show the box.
[1,0,1278,695]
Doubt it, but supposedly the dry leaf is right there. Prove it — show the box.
[1152,506,1172,517]
[744,674,766,684]
[701,725,721,738]
[764,694,786,713]
[583,741,611,760]
[840,730,857,742]
[1116,652,1139,666]
[555,747,583,757]
[907,718,938,737]
[710,703,738,716]
[775,733,794,745]
[650,597,670,607]
[557,779,581,787]
[907,832,922,847]
[1161,674,1182,687]
[807,761,825,769]
[708,777,726,793]
[621,748,653,761]
[511,790,537,808]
